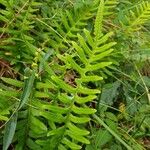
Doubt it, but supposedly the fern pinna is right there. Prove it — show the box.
[0,0,116,150]
[121,1,150,32]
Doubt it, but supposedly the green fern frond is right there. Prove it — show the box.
[124,1,150,32]
[42,27,115,149]
[0,0,41,67]
[94,0,105,39]
[104,0,119,16]
[40,4,93,53]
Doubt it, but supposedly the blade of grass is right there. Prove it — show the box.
[18,68,35,110]
[3,113,18,150]
[93,114,133,150]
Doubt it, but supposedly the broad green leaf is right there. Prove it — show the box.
[99,81,121,112]
[85,144,96,150]
[105,112,118,122]
[93,114,133,150]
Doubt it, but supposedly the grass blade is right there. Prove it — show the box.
[3,113,18,150]
[18,68,35,110]
[93,114,133,150]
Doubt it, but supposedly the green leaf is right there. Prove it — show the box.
[18,68,35,110]
[62,138,81,149]
[69,114,90,124]
[27,138,42,150]
[51,76,76,93]
[42,105,69,114]
[90,49,114,62]
[75,95,97,104]
[94,0,104,39]
[93,114,133,150]
[72,41,88,64]
[67,122,89,135]
[66,130,90,144]
[99,81,121,112]
[3,113,18,150]
[87,62,112,72]
[58,93,72,104]
[36,81,56,89]
[58,144,67,150]
[30,116,47,133]
[77,86,100,94]
[47,127,65,136]
[40,111,65,123]
[79,76,103,82]
[95,129,112,148]
[0,90,20,97]
[72,105,96,114]
[1,77,23,87]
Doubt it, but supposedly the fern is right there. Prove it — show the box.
[0,0,41,70]
[46,32,115,149]
[104,0,119,16]
[37,3,94,54]
[0,1,116,149]
[123,1,150,32]
[31,1,115,149]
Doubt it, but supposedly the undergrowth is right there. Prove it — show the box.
[0,0,150,150]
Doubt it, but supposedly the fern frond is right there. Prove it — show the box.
[40,4,93,53]
[0,0,41,68]
[104,0,119,16]
[0,1,116,149]
[40,27,115,149]
[124,1,150,32]
[94,0,105,39]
